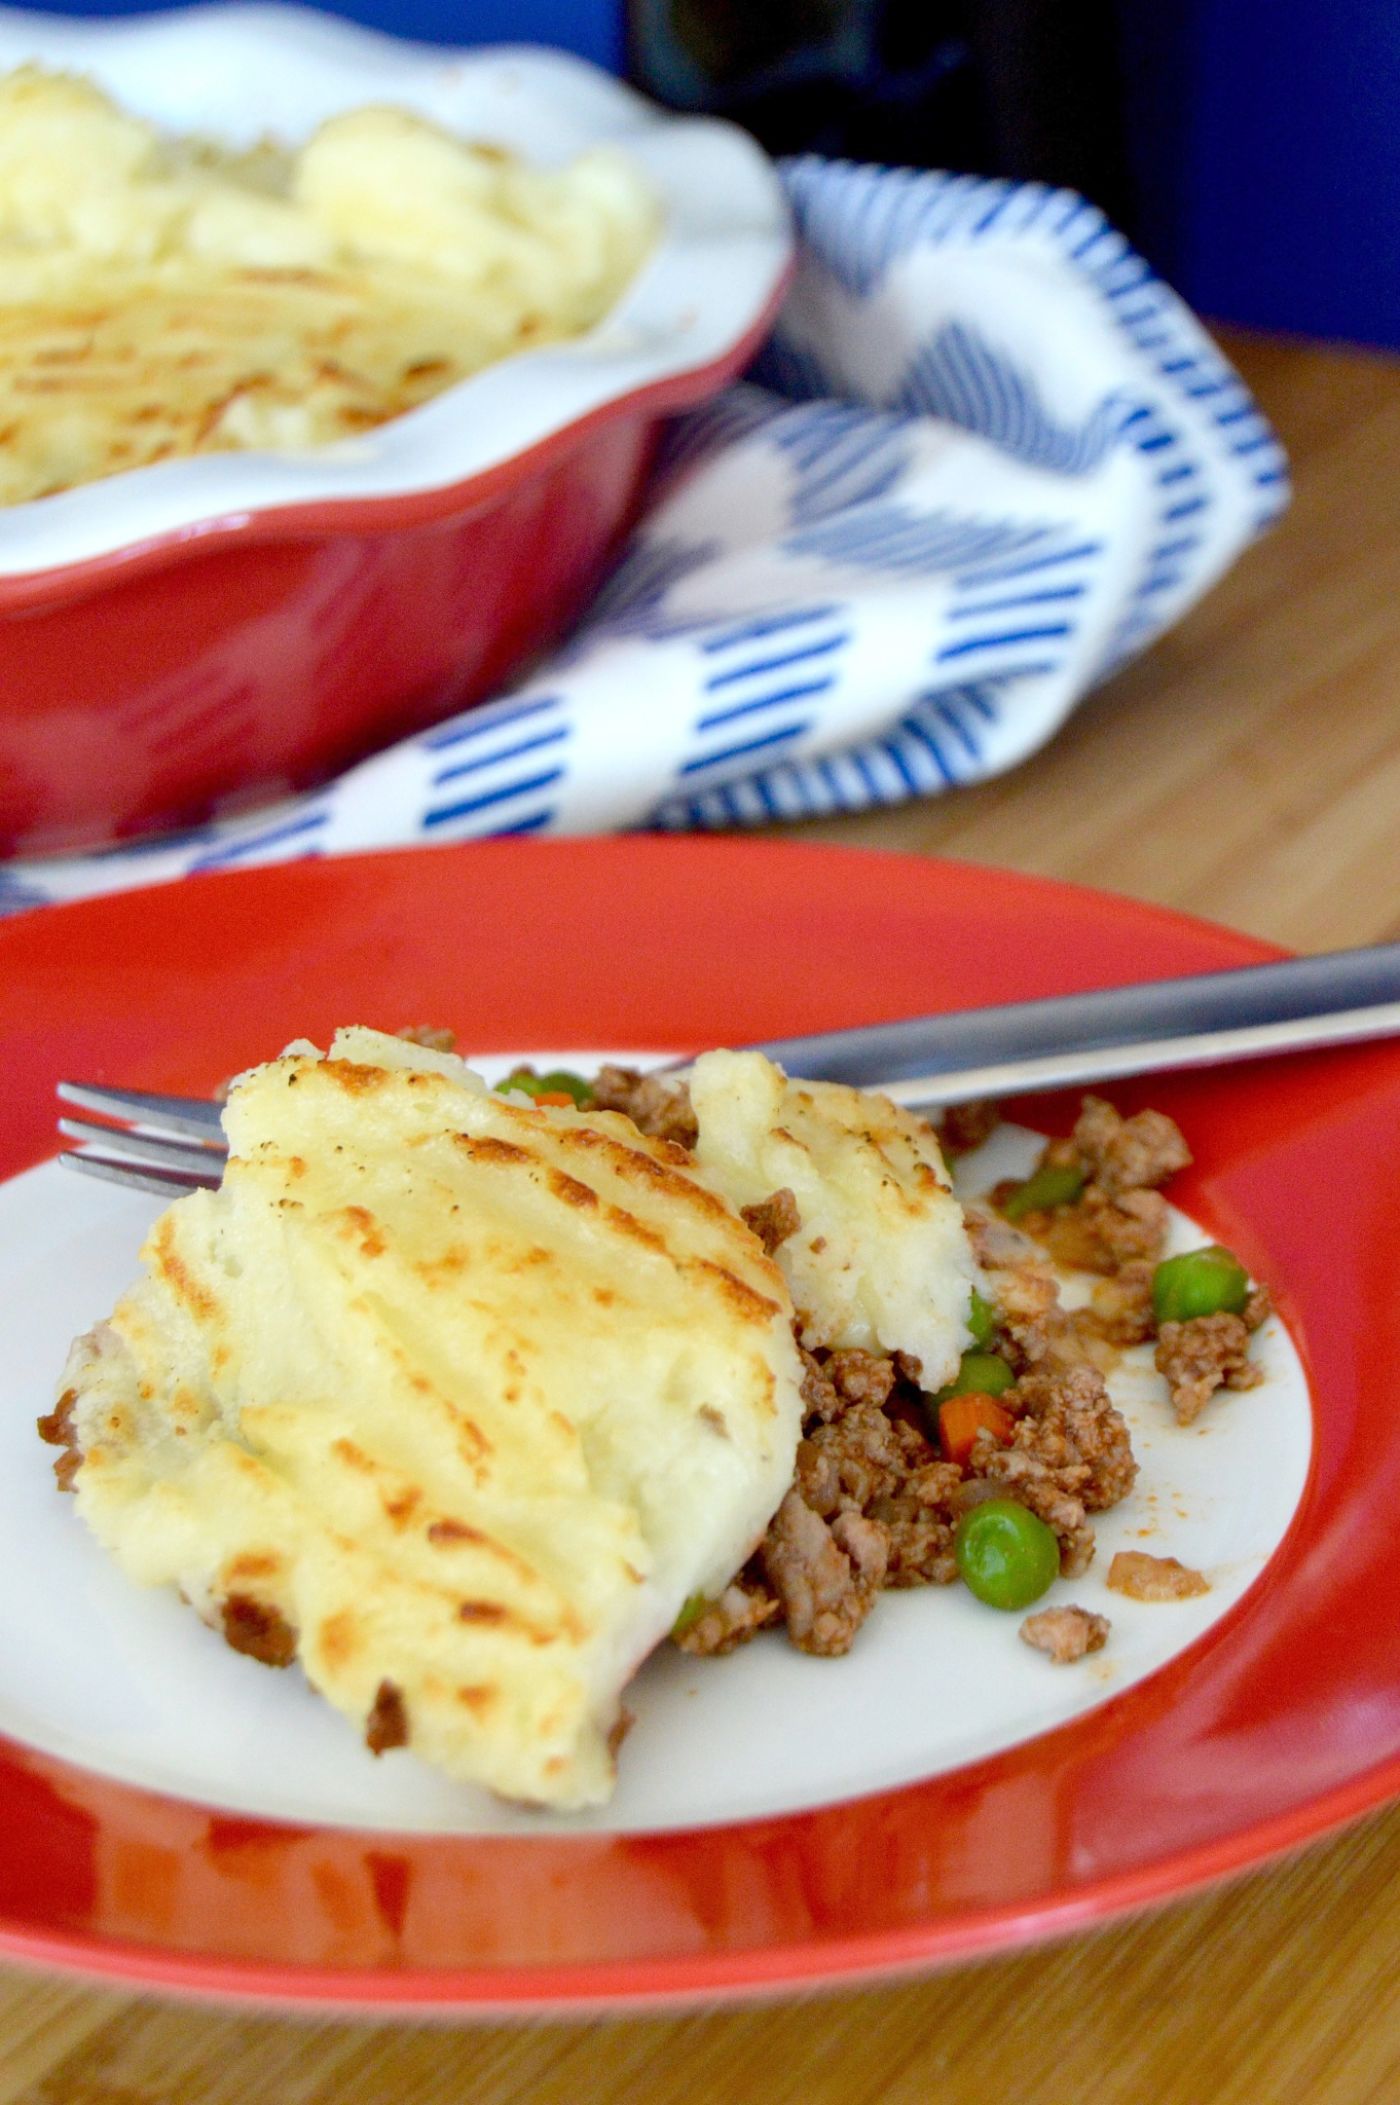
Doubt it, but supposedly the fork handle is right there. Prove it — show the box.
[747,942,1400,1095]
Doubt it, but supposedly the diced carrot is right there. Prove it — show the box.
[532,1090,577,1108]
[938,1392,1016,1468]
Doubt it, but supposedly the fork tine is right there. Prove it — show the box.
[58,1117,226,1178]
[56,1081,225,1141]
[59,1151,220,1197]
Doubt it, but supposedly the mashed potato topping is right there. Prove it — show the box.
[56,1030,803,1809]
[0,67,659,503]
[690,1050,976,1387]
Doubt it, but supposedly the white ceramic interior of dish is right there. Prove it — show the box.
[0,4,791,577]
[0,1056,1312,1837]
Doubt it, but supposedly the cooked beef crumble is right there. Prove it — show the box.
[1156,1308,1267,1425]
[1072,1096,1193,1197]
[673,1579,781,1656]
[1034,1185,1170,1275]
[1081,1259,1157,1347]
[396,1024,459,1053]
[365,1677,409,1754]
[762,1490,889,1656]
[937,1098,1001,1157]
[221,1593,297,1668]
[1107,1551,1210,1600]
[586,1065,698,1149]
[741,1186,801,1255]
[1019,1604,1109,1664]
[36,1385,82,1490]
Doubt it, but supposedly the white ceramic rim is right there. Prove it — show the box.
[0,2,792,580]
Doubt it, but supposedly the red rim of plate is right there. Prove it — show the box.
[1,834,1397,2011]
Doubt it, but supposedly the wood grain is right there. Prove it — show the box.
[6,330,1400,2104]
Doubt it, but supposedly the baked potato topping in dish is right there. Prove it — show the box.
[0,67,659,504]
[48,1031,973,1808]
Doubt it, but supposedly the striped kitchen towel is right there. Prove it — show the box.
[1,154,1286,914]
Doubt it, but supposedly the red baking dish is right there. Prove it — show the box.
[0,11,791,857]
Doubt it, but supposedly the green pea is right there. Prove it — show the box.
[1003,1160,1086,1221]
[671,1594,707,1638]
[936,1351,1016,1404]
[499,1067,594,1106]
[1152,1244,1250,1325]
[967,1288,999,1349]
[954,1499,1061,1611]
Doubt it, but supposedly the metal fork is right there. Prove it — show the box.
[57,940,1400,1198]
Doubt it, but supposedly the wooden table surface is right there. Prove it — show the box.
[5,331,1400,2105]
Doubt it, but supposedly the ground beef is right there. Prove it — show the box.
[798,1344,844,1424]
[992,1095,1187,1299]
[220,1593,296,1668]
[871,1459,965,1587]
[1081,1260,1158,1347]
[1244,1282,1273,1331]
[796,1403,906,1517]
[937,1099,1002,1156]
[1107,1550,1210,1600]
[1071,1096,1192,1197]
[879,1507,960,1587]
[1155,1312,1264,1424]
[761,1490,888,1655]
[978,1091,1278,1437]
[674,1579,781,1656]
[1035,1186,1171,1274]
[1019,1604,1109,1663]
[797,1341,901,1424]
[741,1187,800,1255]
[36,1386,82,1490]
[992,1260,1098,1376]
[587,1065,698,1148]
[1006,1364,1138,1511]
[826,1348,899,1410]
[972,1444,1097,1577]
[395,1024,458,1052]
[365,1678,409,1754]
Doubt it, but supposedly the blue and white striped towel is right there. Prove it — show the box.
[0,156,1286,915]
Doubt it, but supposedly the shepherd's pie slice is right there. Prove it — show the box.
[50,1029,805,1809]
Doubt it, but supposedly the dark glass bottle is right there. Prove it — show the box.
[627,0,1134,227]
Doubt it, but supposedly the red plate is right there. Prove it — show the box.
[1,835,1397,2010]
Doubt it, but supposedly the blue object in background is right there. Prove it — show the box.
[18,0,623,68]
[23,0,1400,350]
[1121,1,1400,351]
